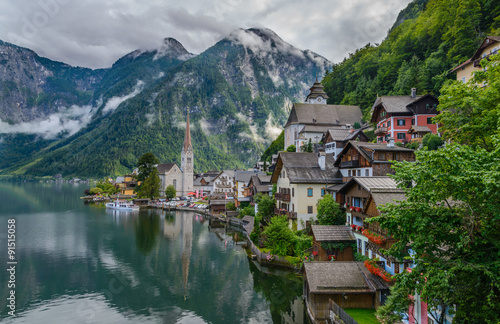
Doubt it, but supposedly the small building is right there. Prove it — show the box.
[303,262,390,322]
[234,170,265,207]
[157,163,182,196]
[407,125,432,143]
[371,90,440,144]
[451,36,500,84]
[209,199,233,214]
[212,170,236,194]
[311,225,356,262]
[321,127,370,160]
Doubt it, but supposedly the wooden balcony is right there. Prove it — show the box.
[340,160,360,168]
[374,127,388,135]
[410,137,423,143]
[274,208,297,220]
[275,193,290,201]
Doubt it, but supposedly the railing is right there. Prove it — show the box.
[410,137,423,143]
[274,208,297,220]
[275,193,290,201]
[340,160,360,168]
[328,299,359,324]
[374,127,388,135]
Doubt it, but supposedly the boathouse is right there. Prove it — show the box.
[311,225,356,261]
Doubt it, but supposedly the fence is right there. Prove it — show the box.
[329,299,359,324]
[246,236,298,268]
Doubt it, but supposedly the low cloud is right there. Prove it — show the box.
[0,104,93,139]
[102,81,144,113]
[265,116,282,140]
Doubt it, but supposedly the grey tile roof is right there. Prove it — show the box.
[235,171,264,183]
[311,225,355,242]
[304,262,390,293]
[285,103,362,128]
[249,175,272,193]
[279,152,343,184]
[408,125,432,133]
[370,188,406,207]
[371,96,422,114]
[299,125,332,134]
[157,163,178,174]
[337,176,402,194]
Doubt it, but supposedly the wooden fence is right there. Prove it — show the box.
[329,299,359,324]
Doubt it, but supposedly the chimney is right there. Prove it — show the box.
[411,88,417,99]
[318,152,326,170]
[387,137,395,148]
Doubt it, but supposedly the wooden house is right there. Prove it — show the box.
[303,262,390,322]
[321,127,369,160]
[311,225,356,261]
[371,90,440,144]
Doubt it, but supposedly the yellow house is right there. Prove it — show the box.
[452,36,500,84]
[271,152,343,229]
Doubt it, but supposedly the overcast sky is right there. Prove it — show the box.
[0,0,412,69]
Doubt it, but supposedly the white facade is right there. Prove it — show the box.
[213,171,235,194]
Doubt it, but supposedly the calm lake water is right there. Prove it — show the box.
[0,182,307,324]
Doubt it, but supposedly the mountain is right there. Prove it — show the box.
[0,28,331,178]
[322,0,500,120]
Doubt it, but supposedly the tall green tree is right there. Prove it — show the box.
[256,193,276,224]
[137,168,161,199]
[136,152,160,182]
[165,184,176,199]
[316,194,345,225]
[374,143,500,323]
[263,216,295,256]
[435,54,500,151]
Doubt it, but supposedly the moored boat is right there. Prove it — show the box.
[105,199,139,211]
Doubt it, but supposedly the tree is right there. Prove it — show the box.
[136,152,159,182]
[286,144,296,152]
[305,138,313,152]
[373,143,500,324]
[353,122,361,129]
[137,168,161,199]
[89,187,102,195]
[422,133,443,150]
[316,194,345,225]
[262,216,295,256]
[226,201,236,211]
[255,193,276,224]
[165,185,176,199]
[434,55,500,152]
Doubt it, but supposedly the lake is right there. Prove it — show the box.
[0,182,308,323]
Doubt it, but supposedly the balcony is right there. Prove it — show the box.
[274,208,297,220]
[340,160,360,168]
[374,127,388,135]
[275,193,290,201]
[410,137,423,143]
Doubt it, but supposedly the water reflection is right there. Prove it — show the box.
[0,183,307,323]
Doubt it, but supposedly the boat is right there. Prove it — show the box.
[105,198,140,211]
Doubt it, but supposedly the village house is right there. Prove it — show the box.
[157,163,183,196]
[243,174,273,201]
[332,140,415,187]
[193,172,218,197]
[212,170,236,194]
[114,174,139,195]
[371,89,440,144]
[451,36,499,84]
[303,262,390,323]
[234,170,265,207]
[284,79,362,151]
[321,127,369,160]
[311,225,356,262]
[338,176,410,275]
[271,152,343,228]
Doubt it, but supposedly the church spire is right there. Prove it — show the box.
[183,108,192,151]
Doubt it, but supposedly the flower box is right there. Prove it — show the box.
[362,229,387,245]
[364,260,394,283]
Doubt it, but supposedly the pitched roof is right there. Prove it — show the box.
[235,170,264,183]
[242,216,254,234]
[370,188,407,207]
[408,125,432,133]
[337,176,401,194]
[157,163,178,174]
[249,175,273,193]
[371,95,422,114]
[212,170,236,181]
[303,262,390,293]
[299,125,332,134]
[285,103,362,128]
[306,79,329,100]
[272,152,343,184]
[311,225,356,242]
[334,141,414,166]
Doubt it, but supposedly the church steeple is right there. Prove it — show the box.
[183,108,192,152]
[305,77,329,104]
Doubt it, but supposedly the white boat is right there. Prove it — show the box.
[105,199,140,211]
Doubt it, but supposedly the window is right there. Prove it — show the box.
[397,133,405,140]
[187,157,191,163]
[461,76,466,83]
[292,188,294,197]
[393,153,400,160]
[321,188,325,197]
[386,259,391,267]
[173,179,177,189]
[282,171,285,178]
[365,169,369,176]
[397,119,405,126]
[307,206,313,214]
[307,188,313,197]
[353,197,361,207]
[379,152,385,160]
[426,104,430,109]
[357,170,361,176]
[411,118,415,125]
[348,170,351,177]
[387,120,391,127]
[427,117,433,124]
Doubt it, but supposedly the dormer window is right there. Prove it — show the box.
[312,118,317,123]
